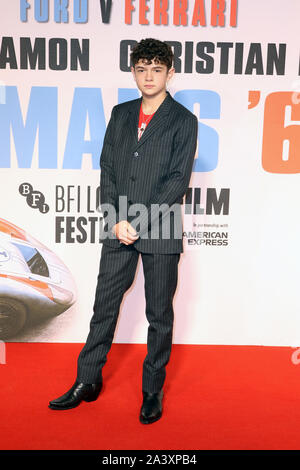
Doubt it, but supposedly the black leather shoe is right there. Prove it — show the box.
[139,390,164,424]
[48,380,102,410]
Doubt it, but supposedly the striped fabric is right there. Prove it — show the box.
[77,243,180,392]
[76,91,197,392]
[99,90,198,254]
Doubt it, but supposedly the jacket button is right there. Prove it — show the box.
[130,176,136,182]
[133,151,139,157]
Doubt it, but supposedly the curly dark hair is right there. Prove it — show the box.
[130,38,174,71]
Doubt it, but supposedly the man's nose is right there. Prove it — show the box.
[145,71,153,80]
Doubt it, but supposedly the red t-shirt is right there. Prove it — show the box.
[138,103,155,141]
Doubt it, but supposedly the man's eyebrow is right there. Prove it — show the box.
[136,65,164,69]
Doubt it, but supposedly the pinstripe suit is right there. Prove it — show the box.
[77,91,198,392]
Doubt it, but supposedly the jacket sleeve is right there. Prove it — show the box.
[99,105,119,236]
[129,113,198,238]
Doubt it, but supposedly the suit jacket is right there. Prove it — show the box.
[99,90,198,254]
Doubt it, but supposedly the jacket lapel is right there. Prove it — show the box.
[128,91,174,151]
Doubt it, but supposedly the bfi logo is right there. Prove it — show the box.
[19,183,49,213]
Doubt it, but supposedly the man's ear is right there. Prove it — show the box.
[167,66,175,83]
[131,66,136,82]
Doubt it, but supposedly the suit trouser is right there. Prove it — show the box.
[76,242,180,393]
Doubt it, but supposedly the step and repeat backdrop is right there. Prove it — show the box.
[0,0,299,346]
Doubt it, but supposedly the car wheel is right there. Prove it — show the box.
[0,298,27,340]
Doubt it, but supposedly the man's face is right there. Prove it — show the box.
[131,58,174,97]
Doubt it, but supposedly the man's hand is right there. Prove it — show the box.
[112,220,139,245]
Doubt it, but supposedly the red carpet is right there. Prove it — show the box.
[0,343,300,450]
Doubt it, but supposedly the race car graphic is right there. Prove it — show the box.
[0,218,77,339]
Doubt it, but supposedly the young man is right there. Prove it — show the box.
[49,38,198,424]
